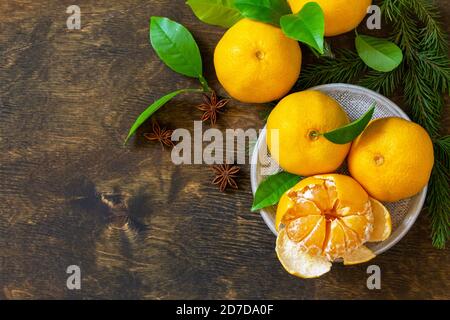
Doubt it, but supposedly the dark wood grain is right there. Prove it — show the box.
[0,0,449,300]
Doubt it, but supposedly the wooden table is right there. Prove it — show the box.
[0,0,449,300]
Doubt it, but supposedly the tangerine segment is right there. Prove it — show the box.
[323,220,347,260]
[276,191,296,231]
[299,216,327,256]
[276,229,332,279]
[286,215,323,242]
[277,197,322,231]
[276,180,324,231]
[298,183,334,212]
[338,220,361,252]
[316,174,370,216]
[343,245,376,265]
[284,198,323,223]
[292,176,328,193]
[368,198,392,242]
[340,215,373,242]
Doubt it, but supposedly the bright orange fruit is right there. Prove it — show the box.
[276,174,374,261]
[368,198,392,242]
[276,174,391,278]
[348,117,434,202]
[266,91,350,176]
[214,19,301,103]
[288,0,372,37]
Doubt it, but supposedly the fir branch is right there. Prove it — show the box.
[396,0,450,247]
[381,1,420,54]
[434,135,450,169]
[408,0,447,52]
[296,50,366,90]
[381,0,449,136]
[403,64,444,137]
[358,66,403,96]
[382,0,448,56]
[427,139,450,249]
[380,0,402,22]
[416,51,450,93]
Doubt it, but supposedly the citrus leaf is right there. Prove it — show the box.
[251,172,302,212]
[323,103,376,144]
[186,0,243,28]
[150,17,203,78]
[355,35,403,72]
[124,89,201,144]
[234,0,291,26]
[280,2,325,54]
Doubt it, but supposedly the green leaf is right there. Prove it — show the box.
[251,172,302,212]
[186,0,243,28]
[150,17,203,78]
[280,2,325,54]
[323,103,376,144]
[124,89,201,143]
[234,0,291,26]
[355,35,403,72]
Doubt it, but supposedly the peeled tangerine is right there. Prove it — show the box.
[275,174,392,278]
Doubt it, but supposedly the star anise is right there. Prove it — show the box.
[212,164,240,192]
[196,91,229,125]
[144,121,174,149]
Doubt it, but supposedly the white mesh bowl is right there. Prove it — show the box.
[250,84,427,256]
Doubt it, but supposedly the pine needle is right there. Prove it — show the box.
[403,63,444,137]
[409,0,447,52]
[427,138,450,248]
[416,51,450,93]
[435,135,450,171]
[358,66,403,96]
[383,0,449,137]
[295,49,366,90]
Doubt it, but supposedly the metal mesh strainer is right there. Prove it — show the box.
[250,84,427,256]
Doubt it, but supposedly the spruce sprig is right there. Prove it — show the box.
[298,0,450,248]
[296,49,367,89]
[406,0,447,52]
[359,67,403,96]
[428,136,450,248]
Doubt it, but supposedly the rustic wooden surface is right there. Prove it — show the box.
[0,0,449,300]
